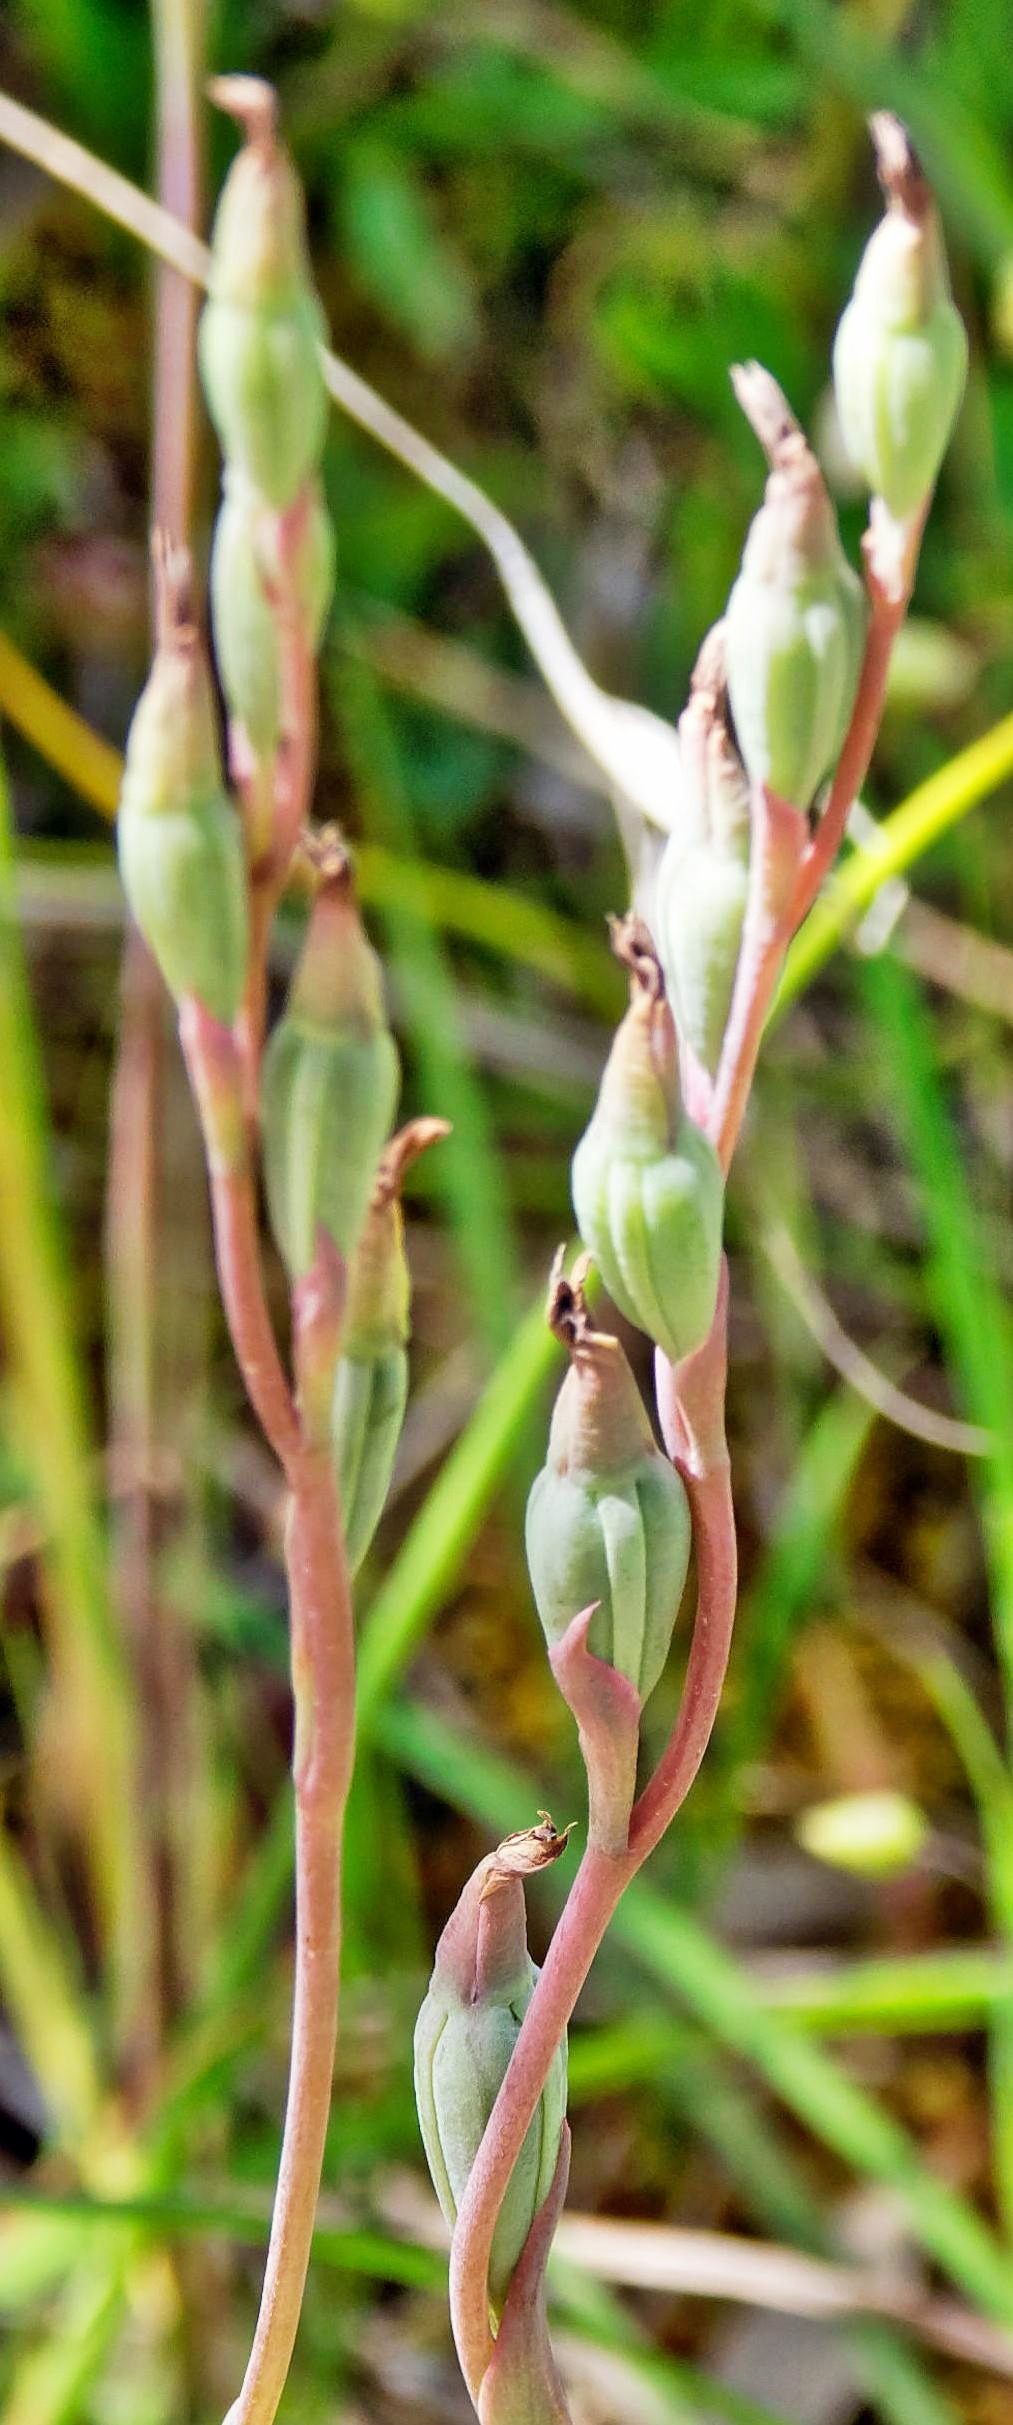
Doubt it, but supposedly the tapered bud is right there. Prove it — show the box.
[725,366,867,810]
[525,1257,690,1702]
[655,626,751,1074]
[414,1820,571,2314]
[117,539,248,1025]
[210,471,335,757]
[571,919,724,1363]
[261,833,400,1278]
[333,1117,450,1573]
[198,80,328,508]
[833,116,967,521]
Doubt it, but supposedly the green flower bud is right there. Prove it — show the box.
[725,365,867,811]
[261,834,400,1277]
[525,1258,690,1701]
[199,80,328,508]
[571,919,724,1364]
[210,472,336,757]
[117,539,248,1026]
[333,1117,450,1573]
[655,626,751,1075]
[833,115,967,522]
[414,1821,571,2314]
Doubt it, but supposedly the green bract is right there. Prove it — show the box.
[571,924,724,1364]
[725,367,867,812]
[331,1119,448,1574]
[833,116,966,521]
[414,1842,568,2315]
[117,549,248,1027]
[210,474,335,755]
[655,638,751,1075]
[262,850,400,1278]
[525,1276,690,1700]
[199,88,329,510]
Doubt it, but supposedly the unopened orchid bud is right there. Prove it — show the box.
[725,365,867,811]
[414,1820,571,2314]
[198,80,328,508]
[261,834,400,1278]
[117,539,248,1025]
[571,919,724,1363]
[333,1117,449,1573]
[655,627,751,1074]
[210,472,335,757]
[525,1258,690,1702]
[833,115,967,521]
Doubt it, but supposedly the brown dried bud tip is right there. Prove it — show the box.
[870,110,930,222]
[372,1115,452,1210]
[151,529,197,651]
[480,1813,576,1900]
[545,1246,608,1359]
[730,361,808,474]
[207,74,278,156]
[689,619,728,707]
[607,911,666,1001]
[300,821,354,896]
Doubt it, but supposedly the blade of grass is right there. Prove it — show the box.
[329,617,521,1355]
[862,950,1013,2235]
[778,714,1013,1016]
[0,745,139,2010]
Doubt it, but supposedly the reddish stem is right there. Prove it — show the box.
[225,1437,355,2425]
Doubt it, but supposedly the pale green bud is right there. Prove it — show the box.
[333,1118,449,1573]
[571,920,724,1364]
[525,1259,690,1701]
[261,835,400,1277]
[655,626,751,1075]
[210,472,335,757]
[833,115,967,521]
[199,80,328,508]
[725,365,867,811]
[117,539,248,1026]
[797,1789,928,1881]
[414,1823,571,2314]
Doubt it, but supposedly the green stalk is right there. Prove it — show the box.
[0,746,138,2008]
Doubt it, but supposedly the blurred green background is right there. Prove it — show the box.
[1,3,1013,2421]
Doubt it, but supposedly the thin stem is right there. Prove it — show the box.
[224,1440,355,2425]
[178,1001,300,1471]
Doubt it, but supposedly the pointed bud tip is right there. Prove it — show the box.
[482,1813,576,1897]
[151,529,197,650]
[607,911,666,1000]
[302,821,355,895]
[730,363,806,470]
[869,111,930,220]
[373,1116,452,1207]
[207,75,278,153]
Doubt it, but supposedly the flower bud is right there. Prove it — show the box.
[117,539,248,1025]
[833,115,967,521]
[525,1258,690,1701]
[725,365,867,810]
[210,472,336,757]
[414,1820,571,2314]
[333,1118,450,1573]
[261,834,400,1278]
[655,627,751,1074]
[198,80,328,508]
[571,919,724,1364]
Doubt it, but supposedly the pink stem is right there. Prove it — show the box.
[225,1437,355,2425]
[178,1000,300,1475]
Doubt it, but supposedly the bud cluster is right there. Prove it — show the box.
[199,79,336,841]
